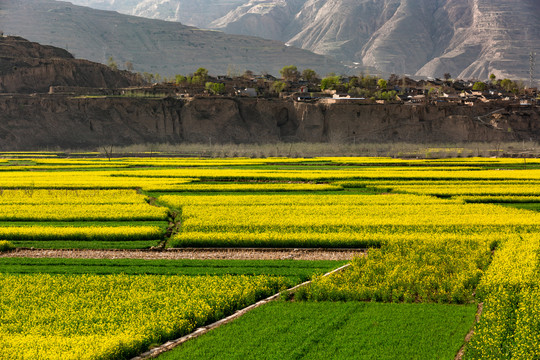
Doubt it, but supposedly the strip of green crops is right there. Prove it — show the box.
[0,221,167,227]
[10,240,161,250]
[159,301,477,360]
[0,258,344,283]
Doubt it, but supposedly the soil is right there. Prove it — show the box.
[1,248,364,261]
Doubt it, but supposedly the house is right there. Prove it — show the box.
[441,93,461,102]
[333,94,350,99]
[411,94,426,103]
[235,88,257,97]
[397,94,411,102]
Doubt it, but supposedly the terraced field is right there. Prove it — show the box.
[1,154,539,359]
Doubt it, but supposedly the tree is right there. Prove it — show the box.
[389,74,400,84]
[377,78,388,90]
[205,82,225,95]
[194,68,209,80]
[301,69,318,83]
[320,76,341,91]
[280,65,299,82]
[191,75,205,85]
[360,74,377,89]
[444,73,451,82]
[142,72,154,83]
[472,82,487,91]
[125,61,134,71]
[271,81,287,93]
[175,75,187,84]
[489,73,496,83]
[500,79,514,92]
[100,144,114,161]
[107,56,118,71]
[226,64,241,78]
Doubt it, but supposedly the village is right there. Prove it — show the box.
[48,66,539,108]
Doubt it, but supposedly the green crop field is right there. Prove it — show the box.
[158,301,477,360]
[1,155,540,359]
[0,258,344,283]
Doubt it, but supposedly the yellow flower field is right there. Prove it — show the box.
[0,274,286,360]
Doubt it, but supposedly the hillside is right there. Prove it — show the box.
[0,0,345,77]
[0,36,143,93]
[69,0,540,82]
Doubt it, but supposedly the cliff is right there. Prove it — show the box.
[0,95,538,150]
[0,36,144,93]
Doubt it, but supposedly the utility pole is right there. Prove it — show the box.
[530,51,536,88]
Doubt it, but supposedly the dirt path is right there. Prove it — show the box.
[1,248,364,261]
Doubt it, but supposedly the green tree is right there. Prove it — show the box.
[191,75,205,85]
[194,68,209,81]
[271,81,287,93]
[320,76,341,90]
[107,56,118,71]
[360,74,377,89]
[377,78,388,90]
[280,65,299,82]
[301,69,318,83]
[205,82,225,95]
[175,75,187,84]
[489,74,496,83]
[472,82,486,91]
[500,79,514,92]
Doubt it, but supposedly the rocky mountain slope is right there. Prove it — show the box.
[0,36,143,93]
[0,0,344,77]
[66,0,249,28]
[68,0,540,82]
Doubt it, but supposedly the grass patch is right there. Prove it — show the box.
[158,301,476,360]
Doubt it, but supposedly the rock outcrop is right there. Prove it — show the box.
[0,94,538,150]
[0,36,144,93]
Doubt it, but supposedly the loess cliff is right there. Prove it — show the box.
[0,36,144,93]
[0,95,538,150]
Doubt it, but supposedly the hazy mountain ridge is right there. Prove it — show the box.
[67,0,540,81]
[0,0,344,77]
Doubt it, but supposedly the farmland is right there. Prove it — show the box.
[0,154,539,358]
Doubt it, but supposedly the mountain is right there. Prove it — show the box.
[0,0,344,77]
[69,0,540,82]
[65,0,250,28]
[0,35,143,93]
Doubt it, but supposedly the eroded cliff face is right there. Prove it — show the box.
[0,95,538,150]
[0,36,144,93]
